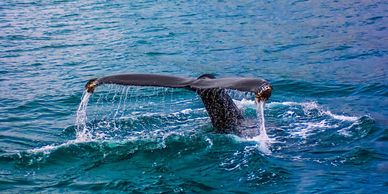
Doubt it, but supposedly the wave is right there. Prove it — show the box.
[0,132,222,168]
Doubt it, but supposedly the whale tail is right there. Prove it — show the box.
[84,73,272,132]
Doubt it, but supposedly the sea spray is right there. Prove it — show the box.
[75,91,92,141]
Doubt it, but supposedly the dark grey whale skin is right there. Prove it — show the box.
[85,74,272,133]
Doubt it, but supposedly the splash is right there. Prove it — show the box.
[72,87,274,154]
[26,91,94,156]
[75,91,92,141]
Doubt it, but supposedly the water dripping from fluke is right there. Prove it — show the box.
[75,91,272,146]
[252,99,271,155]
[75,76,274,155]
[75,91,92,141]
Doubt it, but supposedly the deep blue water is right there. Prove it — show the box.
[1,0,387,193]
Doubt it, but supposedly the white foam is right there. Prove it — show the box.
[337,121,360,137]
[323,110,358,122]
[30,144,59,154]
[233,98,255,109]
[180,108,192,114]
[29,139,85,154]
[245,135,272,155]
[171,108,194,116]
[205,137,213,148]
[267,101,318,109]
[268,101,359,122]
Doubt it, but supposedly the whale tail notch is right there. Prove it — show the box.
[197,73,216,79]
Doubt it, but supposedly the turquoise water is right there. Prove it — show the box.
[1,0,387,193]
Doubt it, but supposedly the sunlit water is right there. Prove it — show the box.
[0,0,387,193]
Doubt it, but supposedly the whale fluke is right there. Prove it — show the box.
[85,74,272,133]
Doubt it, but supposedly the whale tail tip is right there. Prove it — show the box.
[255,84,272,101]
[85,78,98,93]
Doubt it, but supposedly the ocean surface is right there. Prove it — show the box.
[0,0,387,193]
